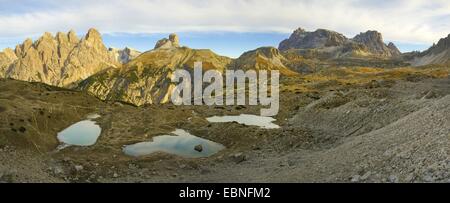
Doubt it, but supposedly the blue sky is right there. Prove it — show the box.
[102,32,289,58]
[0,0,448,57]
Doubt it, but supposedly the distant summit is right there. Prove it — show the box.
[353,31,401,57]
[231,47,298,76]
[0,48,17,78]
[109,47,141,64]
[279,28,401,58]
[279,28,348,50]
[154,33,180,49]
[409,34,450,66]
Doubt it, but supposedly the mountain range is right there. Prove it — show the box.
[2,29,118,87]
[0,27,449,106]
[408,34,450,66]
[79,34,232,105]
[279,28,401,58]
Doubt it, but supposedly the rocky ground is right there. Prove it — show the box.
[0,66,449,183]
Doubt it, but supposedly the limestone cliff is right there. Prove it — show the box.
[154,33,180,49]
[409,34,450,66]
[2,29,118,87]
[279,28,401,59]
[231,47,298,76]
[279,28,348,51]
[0,48,17,78]
[109,47,142,64]
[352,31,401,57]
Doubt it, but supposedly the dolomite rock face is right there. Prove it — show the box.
[352,31,401,57]
[169,33,180,46]
[279,28,348,51]
[231,47,298,76]
[409,34,450,66]
[154,33,180,49]
[109,47,142,64]
[79,34,232,106]
[387,42,401,56]
[279,28,401,58]
[1,28,118,87]
[0,48,17,78]
[79,34,304,106]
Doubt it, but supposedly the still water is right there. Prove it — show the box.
[206,114,280,129]
[123,129,225,158]
[57,114,102,147]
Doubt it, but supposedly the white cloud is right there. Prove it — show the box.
[0,0,449,44]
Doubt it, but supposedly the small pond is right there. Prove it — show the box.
[57,114,102,147]
[206,114,280,129]
[123,129,225,158]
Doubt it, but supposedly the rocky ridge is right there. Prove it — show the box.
[231,47,299,76]
[0,48,17,78]
[409,34,450,66]
[79,35,304,106]
[2,27,449,109]
[279,28,401,58]
[79,34,232,105]
[154,33,180,49]
[109,47,141,64]
[0,29,118,87]
[353,31,401,57]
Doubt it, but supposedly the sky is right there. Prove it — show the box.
[0,0,449,58]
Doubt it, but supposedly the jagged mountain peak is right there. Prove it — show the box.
[293,27,306,33]
[154,33,181,49]
[22,38,33,49]
[279,27,401,58]
[42,32,54,38]
[50,30,80,45]
[55,31,67,42]
[2,47,15,55]
[0,48,17,78]
[82,28,105,48]
[232,46,298,76]
[35,32,57,46]
[409,33,450,66]
[279,28,348,51]
[169,33,179,45]
[109,47,142,64]
[67,30,79,43]
[387,42,401,55]
[14,38,34,57]
[354,30,383,40]
[1,28,117,87]
[80,44,232,106]
[352,30,400,57]
[86,28,101,39]
[427,34,450,54]
[352,30,384,47]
